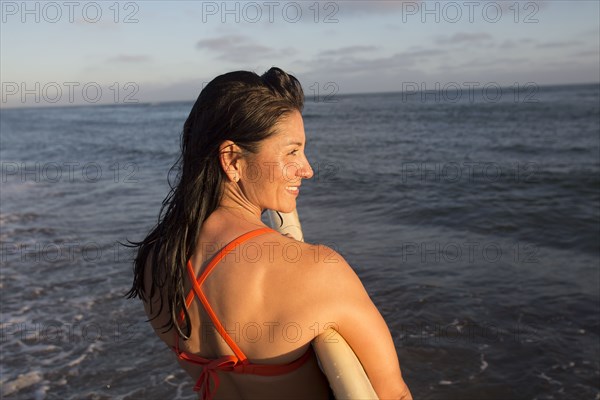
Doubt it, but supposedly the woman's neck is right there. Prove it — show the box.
[218,184,263,223]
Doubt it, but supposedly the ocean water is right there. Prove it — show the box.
[1,83,598,399]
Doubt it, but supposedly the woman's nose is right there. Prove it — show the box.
[299,157,314,179]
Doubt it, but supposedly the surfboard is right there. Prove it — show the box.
[265,209,379,400]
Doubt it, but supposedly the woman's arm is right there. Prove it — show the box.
[306,245,413,400]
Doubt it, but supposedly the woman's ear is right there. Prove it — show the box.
[219,140,243,183]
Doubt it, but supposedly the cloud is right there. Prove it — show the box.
[571,50,600,58]
[536,41,584,48]
[339,1,422,15]
[196,35,291,63]
[435,32,493,45]
[196,35,252,50]
[108,54,152,63]
[404,48,441,57]
[335,0,549,20]
[498,40,518,49]
[490,0,550,12]
[334,0,549,16]
[317,45,378,57]
[454,56,528,69]
[582,27,600,37]
[298,46,446,82]
[312,45,442,65]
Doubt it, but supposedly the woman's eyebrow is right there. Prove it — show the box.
[285,141,304,146]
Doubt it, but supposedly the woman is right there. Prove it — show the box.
[127,67,412,399]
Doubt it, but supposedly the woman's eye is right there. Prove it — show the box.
[289,149,299,156]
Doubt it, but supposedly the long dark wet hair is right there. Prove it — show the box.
[126,67,304,340]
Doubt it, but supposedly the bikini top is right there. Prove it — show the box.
[171,227,313,400]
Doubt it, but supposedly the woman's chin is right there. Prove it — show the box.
[271,203,296,214]
[277,207,295,214]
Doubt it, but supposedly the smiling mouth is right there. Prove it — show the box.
[285,186,300,194]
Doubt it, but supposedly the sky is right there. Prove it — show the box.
[1,0,599,107]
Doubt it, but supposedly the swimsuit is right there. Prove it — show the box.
[171,227,314,400]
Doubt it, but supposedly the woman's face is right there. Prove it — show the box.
[239,110,313,213]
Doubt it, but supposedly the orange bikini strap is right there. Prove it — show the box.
[186,227,275,361]
[197,227,274,286]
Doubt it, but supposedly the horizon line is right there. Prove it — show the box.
[1,81,598,111]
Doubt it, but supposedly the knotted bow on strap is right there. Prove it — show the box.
[193,355,240,400]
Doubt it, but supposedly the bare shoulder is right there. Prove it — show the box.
[289,242,366,298]
[257,237,353,297]
[266,237,356,283]
[271,239,413,400]
[265,239,367,322]
[256,232,339,266]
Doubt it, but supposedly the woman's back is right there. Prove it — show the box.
[143,210,332,399]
